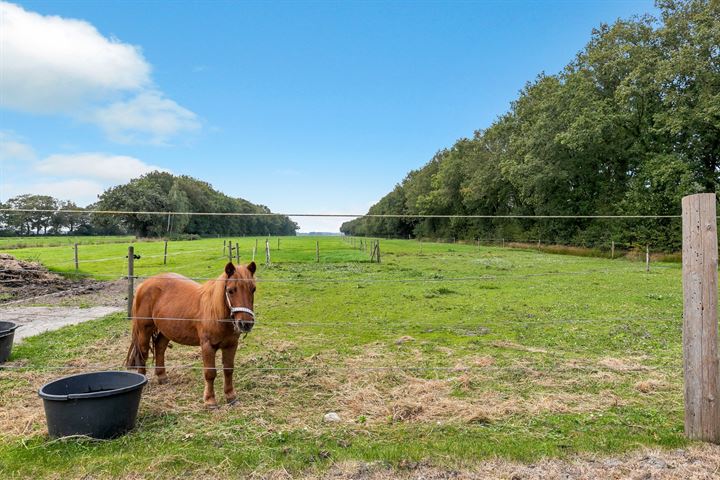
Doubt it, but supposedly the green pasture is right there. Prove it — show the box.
[0,235,135,250]
[0,236,688,478]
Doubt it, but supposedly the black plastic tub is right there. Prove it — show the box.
[38,371,147,439]
[0,321,18,363]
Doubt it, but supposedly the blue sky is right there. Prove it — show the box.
[0,0,658,232]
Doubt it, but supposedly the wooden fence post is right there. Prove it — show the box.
[611,240,615,259]
[252,245,256,262]
[682,192,720,443]
[277,238,280,251]
[228,242,233,262]
[316,241,320,263]
[646,244,650,273]
[265,239,270,266]
[127,245,134,319]
[74,243,79,271]
[236,242,240,264]
[376,240,381,263]
[163,240,168,265]
[223,239,226,255]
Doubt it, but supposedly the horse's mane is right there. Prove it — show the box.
[198,273,228,321]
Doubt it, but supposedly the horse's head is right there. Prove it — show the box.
[224,261,257,333]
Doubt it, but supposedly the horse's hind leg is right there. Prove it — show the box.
[153,333,171,384]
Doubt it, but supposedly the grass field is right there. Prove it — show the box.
[0,236,688,478]
[0,235,136,250]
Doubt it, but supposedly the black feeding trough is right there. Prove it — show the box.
[38,371,147,439]
[0,321,18,363]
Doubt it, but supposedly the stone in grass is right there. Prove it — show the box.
[323,412,341,423]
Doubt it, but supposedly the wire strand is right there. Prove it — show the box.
[0,208,682,219]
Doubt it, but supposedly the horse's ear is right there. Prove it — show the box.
[247,261,256,275]
[225,262,236,277]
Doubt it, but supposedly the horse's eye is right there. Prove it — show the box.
[228,288,236,294]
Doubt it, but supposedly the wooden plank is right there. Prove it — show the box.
[682,192,720,442]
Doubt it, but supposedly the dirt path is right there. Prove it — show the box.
[2,306,121,342]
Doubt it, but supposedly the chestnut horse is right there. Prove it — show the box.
[125,262,256,407]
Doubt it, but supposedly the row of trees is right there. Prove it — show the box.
[341,0,718,251]
[1,172,298,237]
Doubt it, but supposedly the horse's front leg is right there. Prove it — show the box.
[222,342,238,405]
[200,341,218,407]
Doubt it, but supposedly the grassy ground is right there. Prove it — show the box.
[0,235,136,250]
[0,236,689,478]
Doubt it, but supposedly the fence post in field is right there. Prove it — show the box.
[265,239,270,266]
[376,240,381,263]
[252,245,256,262]
[316,241,320,263]
[236,242,240,264]
[277,238,280,251]
[74,243,79,271]
[646,244,650,272]
[163,240,168,265]
[502,238,505,248]
[228,242,233,263]
[682,192,720,443]
[127,245,134,319]
[611,240,615,259]
[223,240,226,255]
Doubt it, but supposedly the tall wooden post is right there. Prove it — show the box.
[277,238,280,251]
[376,240,381,263]
[611,240,615,259]
[646,244,650,273]
[74,243,79,271]
[163,240,168,265]
[682,192,720,443]
[228,242,233,262]
[265,239,270,266]
[316,241,320,263]
[236,242,240,264]
[223,239,227,255]
[127,245,135,319]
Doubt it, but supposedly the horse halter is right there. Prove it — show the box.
[225,290,256,334]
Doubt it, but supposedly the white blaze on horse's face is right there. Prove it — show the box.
[225,261,257,333]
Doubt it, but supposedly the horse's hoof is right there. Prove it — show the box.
[227,397,239,406]
[205,401,219,409]
[157,375,168,385]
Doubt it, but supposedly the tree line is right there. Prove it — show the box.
[1,172,298,237]
[341,0,718,251]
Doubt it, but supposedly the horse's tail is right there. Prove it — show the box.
[125,288,148,369]
[125,320,143,369]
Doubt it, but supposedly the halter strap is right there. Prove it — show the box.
[225,291,256,333]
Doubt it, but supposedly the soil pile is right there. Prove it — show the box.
[0,254,102,303]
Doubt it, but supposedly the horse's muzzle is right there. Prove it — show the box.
[237,320,254,333]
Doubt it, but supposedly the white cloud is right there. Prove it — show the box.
[93,92,200,145]
[0,1,150,113]
[35,152,169,182]
[0,2,200,144]
[0,132,35,161]
[1,179,104,205]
